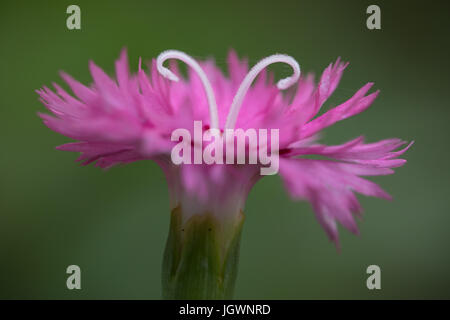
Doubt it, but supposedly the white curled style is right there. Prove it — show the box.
[157,50,301,131]
[156,50,220,129]
[225,54,301,130]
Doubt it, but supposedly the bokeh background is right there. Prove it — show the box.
[1,0,449,299]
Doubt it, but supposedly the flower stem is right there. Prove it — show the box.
[162,206,244,299]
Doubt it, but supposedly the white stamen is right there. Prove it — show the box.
[225,54,301,129]
[156,50,219,129]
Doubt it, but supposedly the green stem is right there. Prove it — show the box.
[162,206,244,299]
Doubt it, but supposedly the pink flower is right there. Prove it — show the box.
[37,49,412,247]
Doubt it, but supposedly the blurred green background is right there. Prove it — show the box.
[1,0,449,299]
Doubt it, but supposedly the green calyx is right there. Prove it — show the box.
[162,206,245,300]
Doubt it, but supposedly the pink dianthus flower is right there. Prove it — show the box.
[38,49,412,248]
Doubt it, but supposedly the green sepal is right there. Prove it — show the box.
[162,206,244,299]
